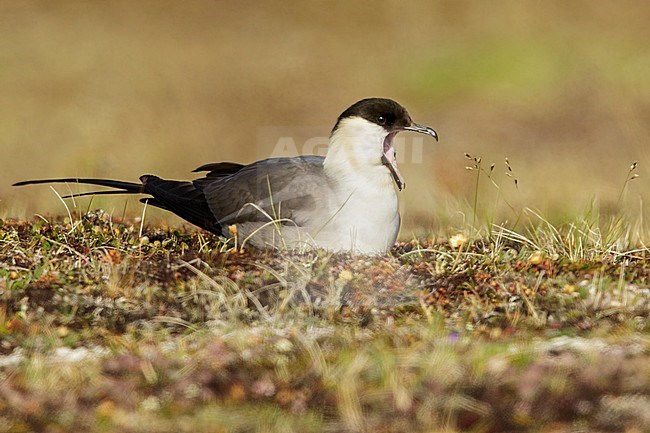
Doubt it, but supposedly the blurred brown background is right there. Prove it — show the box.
[1,1,648,236]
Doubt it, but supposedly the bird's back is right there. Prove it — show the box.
[196,156,332,236]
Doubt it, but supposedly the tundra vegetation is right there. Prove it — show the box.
[1,189,648,431]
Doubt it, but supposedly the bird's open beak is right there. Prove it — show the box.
[382,132,404,190]
[382,122,438,191]
[403,123,439,141]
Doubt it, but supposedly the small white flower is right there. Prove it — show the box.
[449,233,468,249]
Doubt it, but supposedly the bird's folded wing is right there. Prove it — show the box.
[195,156,329,227]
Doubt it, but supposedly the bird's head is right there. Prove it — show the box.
[328,98,438,190]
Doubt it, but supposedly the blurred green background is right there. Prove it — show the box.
[1,0,648,236]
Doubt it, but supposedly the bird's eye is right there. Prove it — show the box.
[377,115,386,125]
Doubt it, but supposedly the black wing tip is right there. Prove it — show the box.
[139,174,158,184]
[192,162,245,173]
[192,166,208,173]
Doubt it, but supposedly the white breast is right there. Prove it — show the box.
[314,116,402,252]
[313,177,400,252]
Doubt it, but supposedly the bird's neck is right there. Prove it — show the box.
[323,118,395,193]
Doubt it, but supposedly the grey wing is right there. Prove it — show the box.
[195,156,329,227]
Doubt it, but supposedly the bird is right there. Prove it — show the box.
[14,98,438,253]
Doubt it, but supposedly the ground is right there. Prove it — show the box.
[1,212,649,432]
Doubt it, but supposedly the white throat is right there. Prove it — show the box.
[323,117,396,191]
